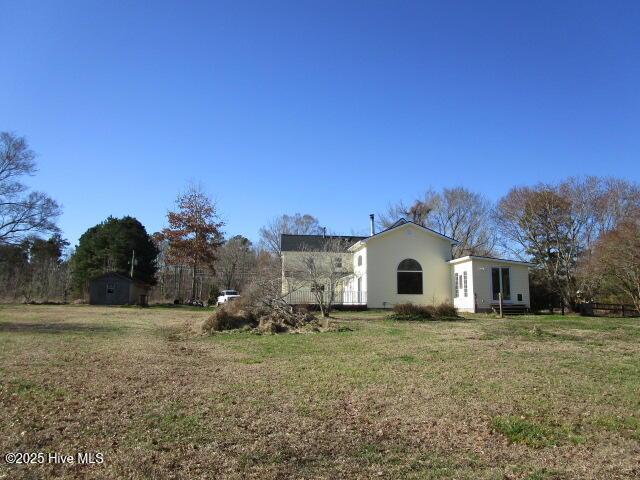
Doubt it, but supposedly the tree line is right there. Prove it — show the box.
[377,181,640,311]
[1,131,639,311]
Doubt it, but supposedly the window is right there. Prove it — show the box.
[454,273,459,298]
[334,257,342,268]
[397,259,423,294]
[357,255,362,266]
[463,271,468,297]
[106,284,115,294]
[491,267,511,301]
[517,293,523,302]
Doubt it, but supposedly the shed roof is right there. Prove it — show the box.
[89,272,151,286]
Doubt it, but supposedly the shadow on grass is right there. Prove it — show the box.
[0,322,126,335]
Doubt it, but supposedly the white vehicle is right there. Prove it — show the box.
[216,290,240,305]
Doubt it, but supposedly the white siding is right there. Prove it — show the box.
[472,260,530,311]
[281,250,354,294]
[365,224,453,308]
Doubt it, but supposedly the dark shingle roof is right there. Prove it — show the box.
[281,234,366,252]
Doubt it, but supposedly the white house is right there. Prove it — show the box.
[281,217,532,312]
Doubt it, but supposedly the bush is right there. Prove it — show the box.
[391,302,458,321]
[433,302,458,318]
[393,303,433,319]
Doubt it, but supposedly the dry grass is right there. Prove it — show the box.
[1,305,639,479]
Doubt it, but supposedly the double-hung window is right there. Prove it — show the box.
[463,271,468,297]
[454,273,459,298]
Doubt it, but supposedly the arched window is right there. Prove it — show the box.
[357,255,362,266]
[397,259,423,294]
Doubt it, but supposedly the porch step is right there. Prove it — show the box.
[490,304,528,315]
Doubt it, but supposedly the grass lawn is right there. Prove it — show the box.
[1,305,639,479]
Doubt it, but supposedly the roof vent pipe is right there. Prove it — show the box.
[369,214,375,236]
[322,227,326,238]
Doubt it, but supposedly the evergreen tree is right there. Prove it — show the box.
[71,216,158,292]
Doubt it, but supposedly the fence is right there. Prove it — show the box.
[283,290,367,306]
[580,302,640,317]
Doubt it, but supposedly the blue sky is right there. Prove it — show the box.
[2,1,639,246]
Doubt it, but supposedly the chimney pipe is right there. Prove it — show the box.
[369,214,375,236]
[322,227,326,238]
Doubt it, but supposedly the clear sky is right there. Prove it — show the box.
[2,1,639,246]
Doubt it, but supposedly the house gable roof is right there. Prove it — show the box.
[348,219,458,251]
[281,234,367,253]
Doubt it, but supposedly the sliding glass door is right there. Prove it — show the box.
[492,267,511,301]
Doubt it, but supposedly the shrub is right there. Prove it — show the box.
[391,302,458,321]
[433,302,458,318]
[392,303,433,319]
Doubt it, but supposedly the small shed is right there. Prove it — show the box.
[89,272,150,306]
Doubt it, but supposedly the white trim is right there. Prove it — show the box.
[348,222,458,251]
[449,255,534,267]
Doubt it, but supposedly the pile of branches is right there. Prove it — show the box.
[201,299,325,334]
[202,254,347,334]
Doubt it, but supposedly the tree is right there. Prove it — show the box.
[20,234,71,302]
[158,186,224,301]
[379,187,496,257]
[72,216,158,292]
[259,213,323,255]
[288,237,354,317]
[495,185,582,308]
[584,220,640,312]
[217,235,256,291]
[378,190,438,228]
[243,250,288,311]
[0,234,72,302]
[29,233,69,264]
[494,177,640,310]
[0,132,61,244]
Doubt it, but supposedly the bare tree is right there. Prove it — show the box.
[378,187,496,257]
[586,220,640,312]
[430,187,496,257]
[288,238,354,317]
[377,190,438,229]
[243,250,292,314]
[0,234,71,303]
[217,235,256,291]
[0,132,61,244]
[258,213,324,255]
[495,177,640,309]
